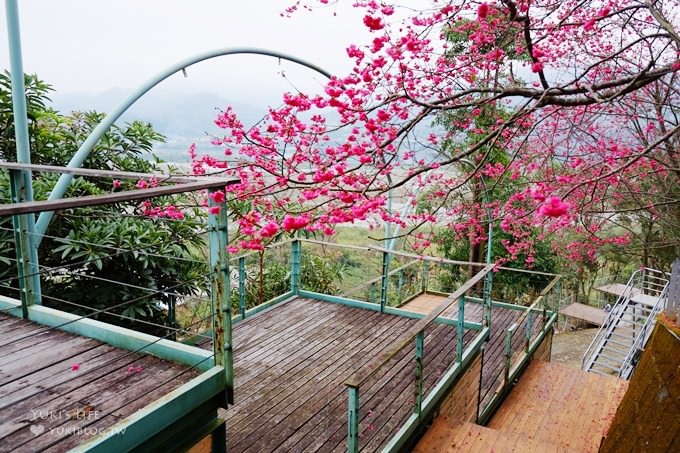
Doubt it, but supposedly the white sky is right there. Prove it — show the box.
[0,1,370,98]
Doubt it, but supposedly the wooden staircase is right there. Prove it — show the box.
[414,361,628,452]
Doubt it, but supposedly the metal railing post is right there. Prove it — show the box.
[421,260,430,293]
[208,189,233,405]
[525,313,532,353]
[370,282,377,304]
[291,239,301,295]
[504,323,517,385]
[483,270,493,327]
[238,256,246,319]
[168,294,177,341]
[347,386,360,453]
[6,1,42,314]
[9,170,42,317]
[414,330,424,415]
[397,270,404,304]
[457,295,465,363]
[380,251,389,312]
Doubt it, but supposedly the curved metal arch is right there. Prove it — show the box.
[36,47,334,238]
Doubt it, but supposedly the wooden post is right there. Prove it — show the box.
[667,259,680,319]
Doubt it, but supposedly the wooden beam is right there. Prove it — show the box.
[0,180,237,216]
[0,161,236,184]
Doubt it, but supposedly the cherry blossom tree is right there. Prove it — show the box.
[186,0,680,267]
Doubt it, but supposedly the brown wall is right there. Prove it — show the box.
[437,352,483,423]
[532,329,553,362]
[600,316,680,453]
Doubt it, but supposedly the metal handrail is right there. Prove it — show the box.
[618,283,668,379]
[340,259,420,298]
[582,270,639,370]
[582,267,669,371]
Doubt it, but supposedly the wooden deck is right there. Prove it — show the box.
[559,303,606,326]
[204,296,525,452]
[415,361,628,452]
[0,313,199,452]
[595,283,660,307]
[400,293,541,412]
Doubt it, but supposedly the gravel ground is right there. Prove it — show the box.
[551,328,599,369]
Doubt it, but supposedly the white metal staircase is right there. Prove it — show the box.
[582,268,669,378]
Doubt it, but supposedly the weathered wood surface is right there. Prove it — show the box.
[559,302,606,326]
[0,313,199,453]
[208,297,522,452]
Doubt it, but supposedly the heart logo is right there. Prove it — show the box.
[30,424,45,436]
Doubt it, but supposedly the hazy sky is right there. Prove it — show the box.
[0,1,370,98]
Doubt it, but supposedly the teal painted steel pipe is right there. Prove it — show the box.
[290,239,301,295]
[35,48,333,240]
[457,295,465,363]
[238,256,246,320]
[347,386,360,453]
[5,0,42,306]
[421,260,430,292]
[525,312,533,353]
[208,189,233,406]
[380,250,389,312]
[414,330,424,415]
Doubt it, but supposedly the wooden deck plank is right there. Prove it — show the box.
[0,344,117,409]
[225,303,396,429]
[13,358,181,451]
[44,363,197,452]
[185,296,525,452]
[252,316,427,452]
[487,362,627,453]
[0,313,202,451]
[228,309,414,451]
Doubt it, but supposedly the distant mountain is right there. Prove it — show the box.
[52,87,268,162]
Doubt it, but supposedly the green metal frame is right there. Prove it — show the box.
[477,311,558,424]
[380,251,390,312]
[291,239,301,295]
[5,1,42,312]
[298,290,483,330]
[381,327,489,452]
[208,189,233,405]
[238,256,247,319]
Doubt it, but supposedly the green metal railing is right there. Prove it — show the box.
[477,275,561,424]
[343,264,494,452]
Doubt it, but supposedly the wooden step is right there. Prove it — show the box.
[413,417,572,452]
[487,361,628,452]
